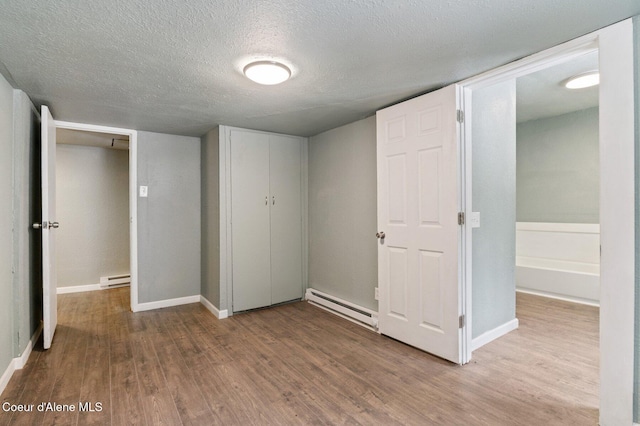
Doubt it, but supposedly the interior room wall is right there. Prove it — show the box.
[0,70,16,384]
[633,13,640,423]
[471,80,517,339]
[201,127,220,308]
[308,116,378,311]
[11,90,41,357]
[56,144,129,287]
[137,131,201,304]
[516,107,599,224]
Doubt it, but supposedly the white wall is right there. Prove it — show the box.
[55,144,129,287]
[308,116,378,310]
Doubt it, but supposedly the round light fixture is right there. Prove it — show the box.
[564,71,599,89]
[243,61,291,85]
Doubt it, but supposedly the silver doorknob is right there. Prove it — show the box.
[376,231,385,239]
[50,222,59,229]
[33,222,43,229]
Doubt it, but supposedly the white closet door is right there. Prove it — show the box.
[231,130,271,311]
[269,135,303,304]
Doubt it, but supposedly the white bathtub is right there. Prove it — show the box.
[516,222,600,306]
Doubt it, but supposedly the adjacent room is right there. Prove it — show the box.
[56,129,131,295]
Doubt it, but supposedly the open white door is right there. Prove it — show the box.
[41,105,58,349]
[376,84,463,364]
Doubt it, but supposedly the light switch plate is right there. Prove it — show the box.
[139,186,148,198]
[470,212,480,228]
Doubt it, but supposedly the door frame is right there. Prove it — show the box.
[459,19,635,425]
[54,120,139,312]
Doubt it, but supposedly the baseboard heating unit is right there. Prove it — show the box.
[100,274,131,289]
[305,288,378,331]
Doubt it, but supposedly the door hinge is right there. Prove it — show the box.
[457,212,465,225]
[456,109,464,123]
[459,314,465,329]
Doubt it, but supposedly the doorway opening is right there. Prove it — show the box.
[55,129,131,297]
[460,20,634,425]
[53,121,138,311]
[516,50,600,410]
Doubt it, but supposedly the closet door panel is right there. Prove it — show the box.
[269,135,303,304]
[231,131,271,311]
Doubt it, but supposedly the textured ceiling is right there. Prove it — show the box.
[517,51,599,123]
[0,1,638,137]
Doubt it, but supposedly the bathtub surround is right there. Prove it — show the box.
[515,222,600,305]
[515,108,600,303]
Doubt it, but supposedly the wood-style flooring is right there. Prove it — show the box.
[1,289,598,425]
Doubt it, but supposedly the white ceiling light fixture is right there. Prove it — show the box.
[564,71,599,89]
[243,61,291,85]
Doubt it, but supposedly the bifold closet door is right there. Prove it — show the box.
[231,130,271,312]
[269,135,303,304]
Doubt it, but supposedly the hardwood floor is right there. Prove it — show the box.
[1,289,598,425]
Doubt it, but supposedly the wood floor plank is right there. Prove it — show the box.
[110,360,146,425]
[153,335,214,425]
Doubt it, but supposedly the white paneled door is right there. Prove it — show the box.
[41,105,58,349]
[376,85,463,364]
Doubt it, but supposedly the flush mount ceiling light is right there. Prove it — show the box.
[243,61,291,85]
[564,71,600,89]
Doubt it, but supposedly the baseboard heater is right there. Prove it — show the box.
[305,288,378,331]
[100,274,130,289]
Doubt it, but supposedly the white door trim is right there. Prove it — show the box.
[458,19,634,425]
[54,120,139,312]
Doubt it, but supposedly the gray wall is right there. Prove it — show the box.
[308,116,378,311]
[472,80,517,339]
[0,69,15,378]
[0,80,40,381]
[12,91,41,357]
[56,144,129,287]
[201,127,220,308]
[137,131,201,304]
[517,107,599,224]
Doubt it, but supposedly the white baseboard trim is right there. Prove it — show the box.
[516,288,599,307]
[0,358,15,397]
[135,295,201,312]
[200,296,228,319]
[57,283,102,294]
[0,323,43,396]
[472,318,519,351]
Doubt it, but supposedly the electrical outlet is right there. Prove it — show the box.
[374,287,379,300]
